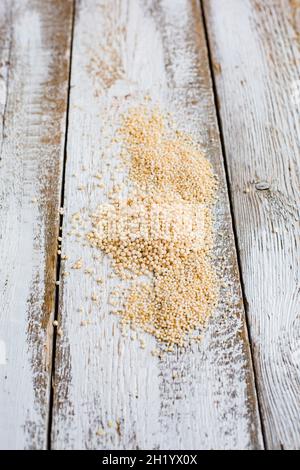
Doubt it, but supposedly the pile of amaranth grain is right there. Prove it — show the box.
[87,105,219,351]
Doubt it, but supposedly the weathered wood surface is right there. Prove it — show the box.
[0,0,73,449]
[51,0,263,450]
[203,0,300,449]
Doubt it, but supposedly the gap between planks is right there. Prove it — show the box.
[46,0,76,451]
[199,0,267,449]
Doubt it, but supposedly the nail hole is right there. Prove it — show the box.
[255,181,270,191]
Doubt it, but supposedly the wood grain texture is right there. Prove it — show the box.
[203,0,300,450]
[0,0,73,449]
[51,0,263,449]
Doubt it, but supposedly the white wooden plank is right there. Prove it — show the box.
[51,0,263,449]
[0,0,73,449]
[203,0,300,450]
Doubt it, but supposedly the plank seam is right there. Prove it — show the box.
[0,5,13,160]
[46,0,77,451]
[199,0,267,450]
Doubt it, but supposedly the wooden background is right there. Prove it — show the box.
[0,0,299,450]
